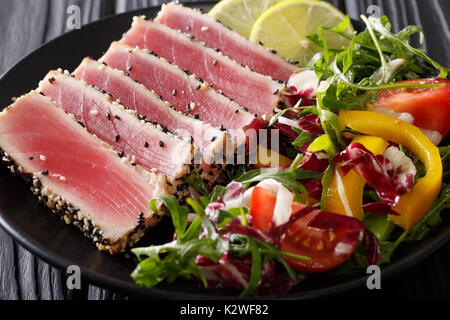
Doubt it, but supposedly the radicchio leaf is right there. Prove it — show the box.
[333,143,401,206]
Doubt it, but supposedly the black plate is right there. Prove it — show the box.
[0,1,449,300]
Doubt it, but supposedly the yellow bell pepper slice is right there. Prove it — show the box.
[255,145,292,168]
[326,135,389,220]
[339,110,443,230]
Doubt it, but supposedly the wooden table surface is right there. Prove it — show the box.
[0,0,449,300]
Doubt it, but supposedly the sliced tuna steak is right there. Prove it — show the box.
[100,42,264,147]
[155,2,297,82]
[0,92,169,254]
[73,58,225,165]
[120,18,286,119]
[38,70,195,186]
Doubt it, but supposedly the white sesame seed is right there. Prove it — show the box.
[201,26,209,32]
[90,109,99,116]
[59,176,66,182]
[40,155,46,161]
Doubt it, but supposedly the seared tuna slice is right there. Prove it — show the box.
[155,2,297,82]
[100,42,263,147]
[120,18,286,119]
[0,92,169,254]
[38,70,195,186]
[73,58,225,165]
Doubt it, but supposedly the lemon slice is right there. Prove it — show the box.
[208,0,285,38]
[249,0,353,66]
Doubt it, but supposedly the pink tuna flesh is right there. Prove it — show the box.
[100,42,263,147]
[155,2,297,82]
[73,58,225,165]
[39,71,193,181]
[0,92,168,247]
[120,18,286,119]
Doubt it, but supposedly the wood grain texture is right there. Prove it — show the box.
[0,0,449,300]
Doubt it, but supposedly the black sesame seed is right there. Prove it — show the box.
[115,135,120,142]
[195,84,201,90]
[273,89,279,95]
[144,142,149,148]
[193,114,200,119]
[106,113,111,121]
[39,92,45,96]
[271,49,277,54]
[118,151,125,158]
[127,66,133,71]
[172,89,177,96]
[114,115,121,120]
[209,171,214,176]
[29,157,34,160]
[211,136,217,142]
[214,48,220,52]
[159,141,165,147]
[235,109,239,114]
[243,107,249,112]
[42,170,49,175]
[48,77,56,83]
[213,60,218,65]
[78,121,85,128]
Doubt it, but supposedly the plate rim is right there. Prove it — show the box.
[0,0,449,300]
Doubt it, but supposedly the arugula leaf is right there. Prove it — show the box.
[150,195,189,241]
[240,237,262,296]
[408,183,450,241]
[292,128,315,149]
[182,171,209,197]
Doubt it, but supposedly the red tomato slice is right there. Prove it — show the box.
[250,186,277,231]
[281,209,359,273]
[372,78,450,137]
[250,186,366,273]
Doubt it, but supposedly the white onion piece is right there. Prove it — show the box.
[372,58,406,84]
[420,128,443,145]
[383,146,417,185]
[256,179,294,226]
[277,116,302,130]
[370,106,414,124]
[287,70,319,99]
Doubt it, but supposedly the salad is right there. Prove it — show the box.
[130,2,450,297]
